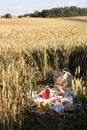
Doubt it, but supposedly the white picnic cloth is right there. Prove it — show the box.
[34,87,74,114]
[34,88,59,102]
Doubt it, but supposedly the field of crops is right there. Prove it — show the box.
[0,17,87,50]
[0,16,87,130]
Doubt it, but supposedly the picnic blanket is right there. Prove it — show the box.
[34,87,74,115]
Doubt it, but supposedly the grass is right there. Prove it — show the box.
[0,16,87,130]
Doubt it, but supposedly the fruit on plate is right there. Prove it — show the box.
[37,103,41,108]
[39,88,50,99]
[37,102,52,108]
[40,102,46,107]
[46,102,52,107]
[62,100,70,105]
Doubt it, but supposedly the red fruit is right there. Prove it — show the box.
[45,88,50,94]
[62,100,69,105]
[44,89,50,99]
[39,89,50,99]
[39,94,45,98]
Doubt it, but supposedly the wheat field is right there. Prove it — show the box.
[0,16,87,51]
[0,16,87,130]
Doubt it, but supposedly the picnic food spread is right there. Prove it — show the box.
[32,70,74,115]
[34,87,74,115]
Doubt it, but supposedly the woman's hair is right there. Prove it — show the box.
[53,70,73,89]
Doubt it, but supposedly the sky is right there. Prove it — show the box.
[0,0,87,16]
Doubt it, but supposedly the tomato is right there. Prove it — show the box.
[62,100,69,105]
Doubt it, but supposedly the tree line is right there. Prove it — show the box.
[30,6,87,18]
[1,6,87,18]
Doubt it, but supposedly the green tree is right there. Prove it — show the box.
[5,13,12,18]
[40,10,51,17]
[30,10,40,17]
[30,6,87,18]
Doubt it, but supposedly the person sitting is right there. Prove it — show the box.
[53,70,73,92]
